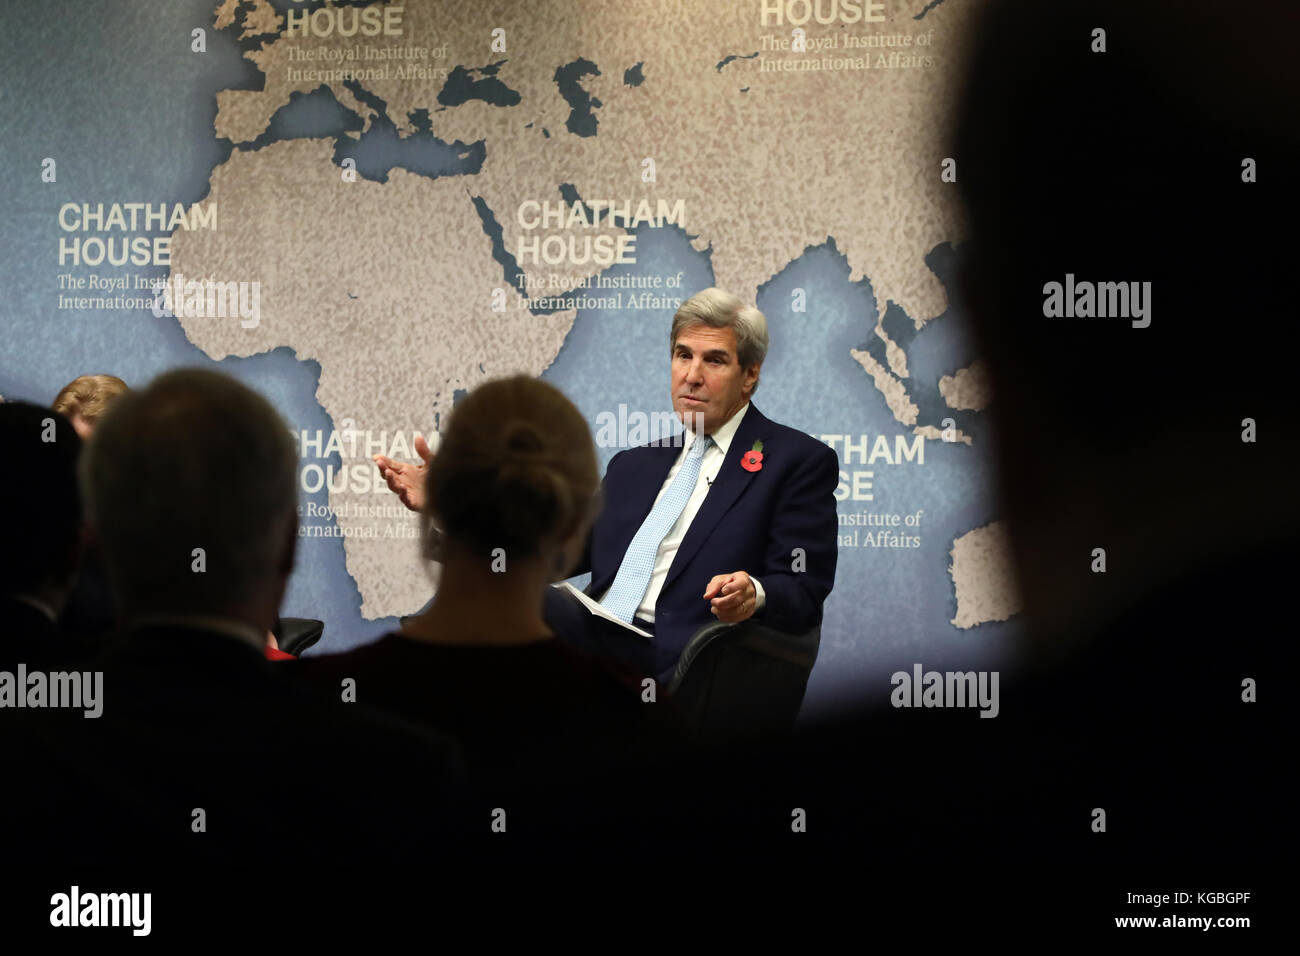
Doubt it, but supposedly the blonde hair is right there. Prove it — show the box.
[425,376,599,559]
[52,374,129,425]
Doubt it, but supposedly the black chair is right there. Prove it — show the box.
[665,620,821,746]
[274,618,324,657]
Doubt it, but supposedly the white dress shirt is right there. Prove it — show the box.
[597,401,766,623]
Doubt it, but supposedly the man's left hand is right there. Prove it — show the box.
[704,571,757,623]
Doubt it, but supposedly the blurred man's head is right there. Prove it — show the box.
[669,288,767,435]
[80,369,297,632]
[952,0,1294,651]
[52,374,129,439]
[0,403,83,612]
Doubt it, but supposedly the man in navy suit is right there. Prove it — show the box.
[560,289,839,679]
[379,288,839,682]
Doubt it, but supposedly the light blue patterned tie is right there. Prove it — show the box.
[601,433,712,623]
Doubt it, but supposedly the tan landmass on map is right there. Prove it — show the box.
[213,0,974,330]
[939,357,990,411]
[949,520,1021,628]
[169,138,582,616]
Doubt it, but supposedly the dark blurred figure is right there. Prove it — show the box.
[940,0,1292,885]
[16,369,462,868]
[0,403,84,670]
[634,0,1293,913]
[50,374,129,646]
[953,1,1295,660]
[49,373,299,658]
[295,376,684,843]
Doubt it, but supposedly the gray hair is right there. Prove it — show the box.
[80,368,298,615]
[670,288,769,394]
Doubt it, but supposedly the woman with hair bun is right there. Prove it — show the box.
[295,376,676,807]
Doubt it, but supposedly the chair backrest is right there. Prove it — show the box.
[274,617,324,656]
[666,620,821,745]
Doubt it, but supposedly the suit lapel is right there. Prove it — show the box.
[662,404,770,593]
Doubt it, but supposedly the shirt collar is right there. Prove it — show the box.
[682,401,750,456]
[8,593,57,624]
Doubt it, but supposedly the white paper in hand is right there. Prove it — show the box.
[552,582,652,639]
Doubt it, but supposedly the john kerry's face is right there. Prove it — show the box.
[671,324,759,435]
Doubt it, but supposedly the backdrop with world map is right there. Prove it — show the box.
[1,0,1020,720]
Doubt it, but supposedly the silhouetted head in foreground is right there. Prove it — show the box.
[80,368,297,636]
[0,402,83,615]
[952,0,1296,660]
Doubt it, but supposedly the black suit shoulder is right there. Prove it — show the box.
[749,407,838,473]
[0,595,88,671]
[19,625,463,868]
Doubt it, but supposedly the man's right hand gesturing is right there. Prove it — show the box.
[373,433,433,513]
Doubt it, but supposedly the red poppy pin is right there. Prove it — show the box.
[741,440,764,473]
